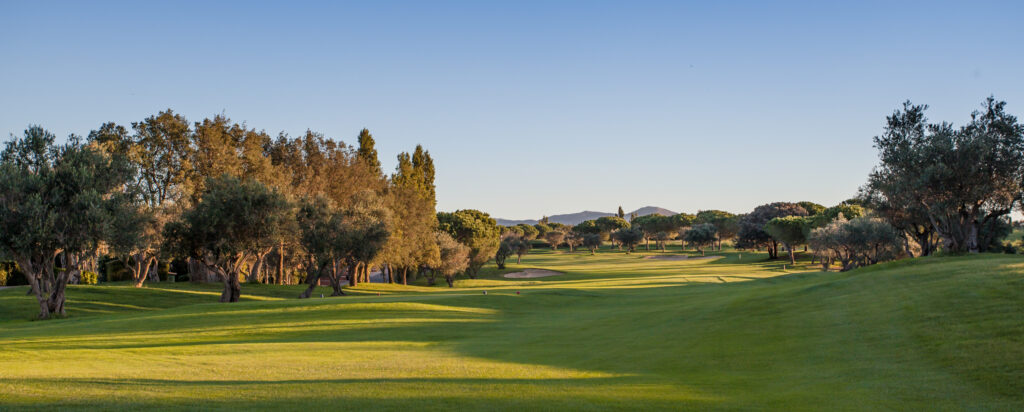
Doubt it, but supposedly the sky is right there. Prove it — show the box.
[2,1,1022,220]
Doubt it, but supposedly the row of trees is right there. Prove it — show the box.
[495,210,742,256]
[0,110,490,318]
[741,97,1023,270]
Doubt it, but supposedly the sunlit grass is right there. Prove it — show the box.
[1,247,1022,410]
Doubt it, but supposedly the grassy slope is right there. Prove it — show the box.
[0,248,1021,410]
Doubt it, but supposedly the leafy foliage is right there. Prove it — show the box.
[684,223,718,256]
[864,98,1024,253]
[438,209,500,278]
[736,202,808,259]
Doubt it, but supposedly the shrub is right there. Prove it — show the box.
[0,266,8,286]
[80,270,98,285]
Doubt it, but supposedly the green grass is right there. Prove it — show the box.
[1,247,1022,410]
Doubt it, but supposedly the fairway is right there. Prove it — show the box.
[1,249,1022,410]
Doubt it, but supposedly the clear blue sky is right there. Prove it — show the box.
[2,1,1022,220]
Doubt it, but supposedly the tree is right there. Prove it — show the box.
[629,214,662,250]
[433,231,470,287]
[617,206,625,219]
[507,236,531,263]
[356,128,382,177]
[0,127,132,319]
[695,210,738,250]
[611,228,644,253]
[341,190,392,288]
[565,232,584,253]
[495,237,513,269]
[437,209,500,279]
[163,176,294,302]
[573,220,601,235]
[863,189,938,257]
[107,202,165,287]
[654,232,673,252]
[583,234,602,254]
[684,223,718,256]
[534,223,552,237]
[293,192,388,296]
[383,146,439,285]
[131,110,194,208]
[764,216,809,264]
[808,216,901,271]
[295,195,350,297]
[736,202,808,259]
[501,225,524,237]
[517,223,539,240]
[865,98,1024,253]
[596,216,630,248]
[797,201,826,216]
[595,216,629,234]
[544,230,565,250]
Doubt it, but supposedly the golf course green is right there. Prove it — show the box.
[1,247,1022,410]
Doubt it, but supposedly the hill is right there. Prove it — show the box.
[1,250,1021,410]
[629,206,677,217]
[495,206,678,226]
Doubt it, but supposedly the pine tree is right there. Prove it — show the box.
[356,128,382,177]
[411,145,436,205]
[617,206,625,219]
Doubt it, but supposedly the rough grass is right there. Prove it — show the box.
[0,247,1022,410]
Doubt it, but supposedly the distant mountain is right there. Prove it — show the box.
[630,206,677,217]
[495,218,538,226]
[547,211,614,225]
[495,206,678,227]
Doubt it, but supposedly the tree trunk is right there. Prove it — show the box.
[402,267,408,285]
[251,254,265,284]
[145,257,160,283]
[329,260,346,296]
[218,265,241,303]
[788,246,796,265]
[348,262,358,287]
[277,241,286,285]
[445,275,454,287]
[299,276,317,298]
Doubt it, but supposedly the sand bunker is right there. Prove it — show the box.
[503,269,563,278]
[643,255,722,261]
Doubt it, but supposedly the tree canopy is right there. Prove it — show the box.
[864,98,1024,253]
[438,209,500,279]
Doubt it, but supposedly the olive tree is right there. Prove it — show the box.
[565,232,584,252]
[438,209,500,279]
[495,237,513,269]
[544,230,565,250]
[808,216,902,271]
[0,127,132,319]
[611,227,644,253]
[434,231,470,287]
[865,98,1024,253]
[583,233,602,254]
[164,176,294,302]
